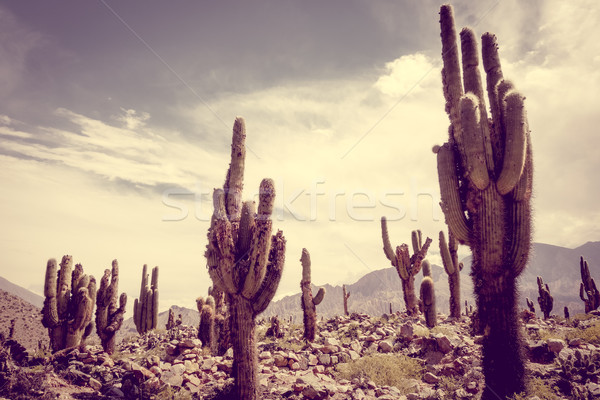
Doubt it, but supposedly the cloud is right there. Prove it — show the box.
[374,54,439,97]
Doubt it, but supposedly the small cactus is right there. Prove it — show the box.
[579,256,600,313]
[420,277,437,328]
[526,298,536,314]
[41,256,96,352]
[380,219,432,315]
[198,296,215,350]
[537,276,554,319]
[133,265,159,334]
[300,248,326,342]
[564,306,570,320]
[166,308,176,330]
[205,117,286,400]
[343,285,351,316]
[439,230,462,319]
[95,260,127,355]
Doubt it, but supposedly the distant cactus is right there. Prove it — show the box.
[41,256,96,352]
[133,265,159,334]
[435,5,533,398]
[439,230,462,319]
[166,308,176,330]
[564,306,570,320]
[537,276,554,319]
[208,285,226,315]
[265,316,283,338]
[420,277,436,328]
[198,295,215,350]
[95,260,127,355]
[342,284,351,316]
[205,117,286,400]
[526,298,536,314]
[300,248,326,342]
[579,256,600,313]
[381,219,432,315]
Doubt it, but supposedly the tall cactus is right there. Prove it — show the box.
[435,5,533,398]
[133,265,159,334]
[579,256,600,313]
[342,284,351,316]
[41,256,96,352]
[381,219,432,315]
[95,260,127,354]
[420,277,437,328]
[439,230,462,319]
[300,248,326,342]
[537,276,553,320]
[205,117,286,400]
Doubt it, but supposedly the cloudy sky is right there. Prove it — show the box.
[1,0,599,314]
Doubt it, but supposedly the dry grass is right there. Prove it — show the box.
[335,353,423,394]
[565,321,600,345]
[511,377,561,400]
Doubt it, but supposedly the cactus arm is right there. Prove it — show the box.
[313,287,326,306]
[209,189,237,294]
[409,236,432,275]
[242,179,275,298]
[252,231,286,315]
[436,144,471,245]
[380,217,397,264]
[439,231,455,275]
[460,94,490,189]
[395,244,410,280]
[42,259,60,328]
[223,117,246,222]
[420,277,437,328]
[497,92,528,195]
[439,4,463,141]
[411,230,422,254]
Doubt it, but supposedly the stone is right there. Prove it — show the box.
[378,340,393,353]
[423,372,440,384]
[161,370,183,386]
[274,355,288,367]
[88,378,102,391]
[435,335,453,354]
[318,353,331,365]
[547,339,565,353]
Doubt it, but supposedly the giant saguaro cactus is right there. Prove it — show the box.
[205,117,286,400]
[133,265,159,334]
[435,5,533,399]
[439,230,462,319]
[95,260,127,354]
[381,219,432,315]
[300,248,326,341]
[41,256,96,352]
[537,276,553,320]
[579,256,600,313]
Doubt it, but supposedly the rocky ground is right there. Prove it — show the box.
[1,309,600,400]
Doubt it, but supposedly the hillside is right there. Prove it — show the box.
[0,276,44,308]
[0,289,48,351]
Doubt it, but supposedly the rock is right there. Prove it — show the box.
[435,335,453,354]
[179,338,202,348]
[378,340,393,353]
[423,372,440,384]
[547,339,565,353]
[161,369,183,386]
[89,377,102,391]
[318,354,331,366]
[274,355,288,368]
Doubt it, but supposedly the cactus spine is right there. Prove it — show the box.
[95,260,127,354]
[41,256,96,352]
[439,230,462,319]
[133,265,159,334]
[436,5,533,398]
[343,284,351,316]
[420,277,436,328]
[579,256,600,313]
[536,276,553,319]
[300,248,326,342]
[381,219,432,315]
[205,117,286,400]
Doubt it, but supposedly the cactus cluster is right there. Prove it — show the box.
[439,230,463,319]
[526,298,536,314]
[579,256,600,313]
[133,265,159,334]
[95,260,127,355]
[420,277,436,328]
[558,350,600,386]
[380,220,432,315]
[300,248,326,342]
[435,5,533,398]
[205,117,286,400]
[342,284,351,316]
[41,256,96,352]
[537,276,554,319]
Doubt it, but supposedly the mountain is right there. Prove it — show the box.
[263,241,600,321]
[0,276,44,308]
[0,289,48,351]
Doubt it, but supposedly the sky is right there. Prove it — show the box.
[1,0,599,314]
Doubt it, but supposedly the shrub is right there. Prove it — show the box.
[335,353,423,393]
[565,321,600,345]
